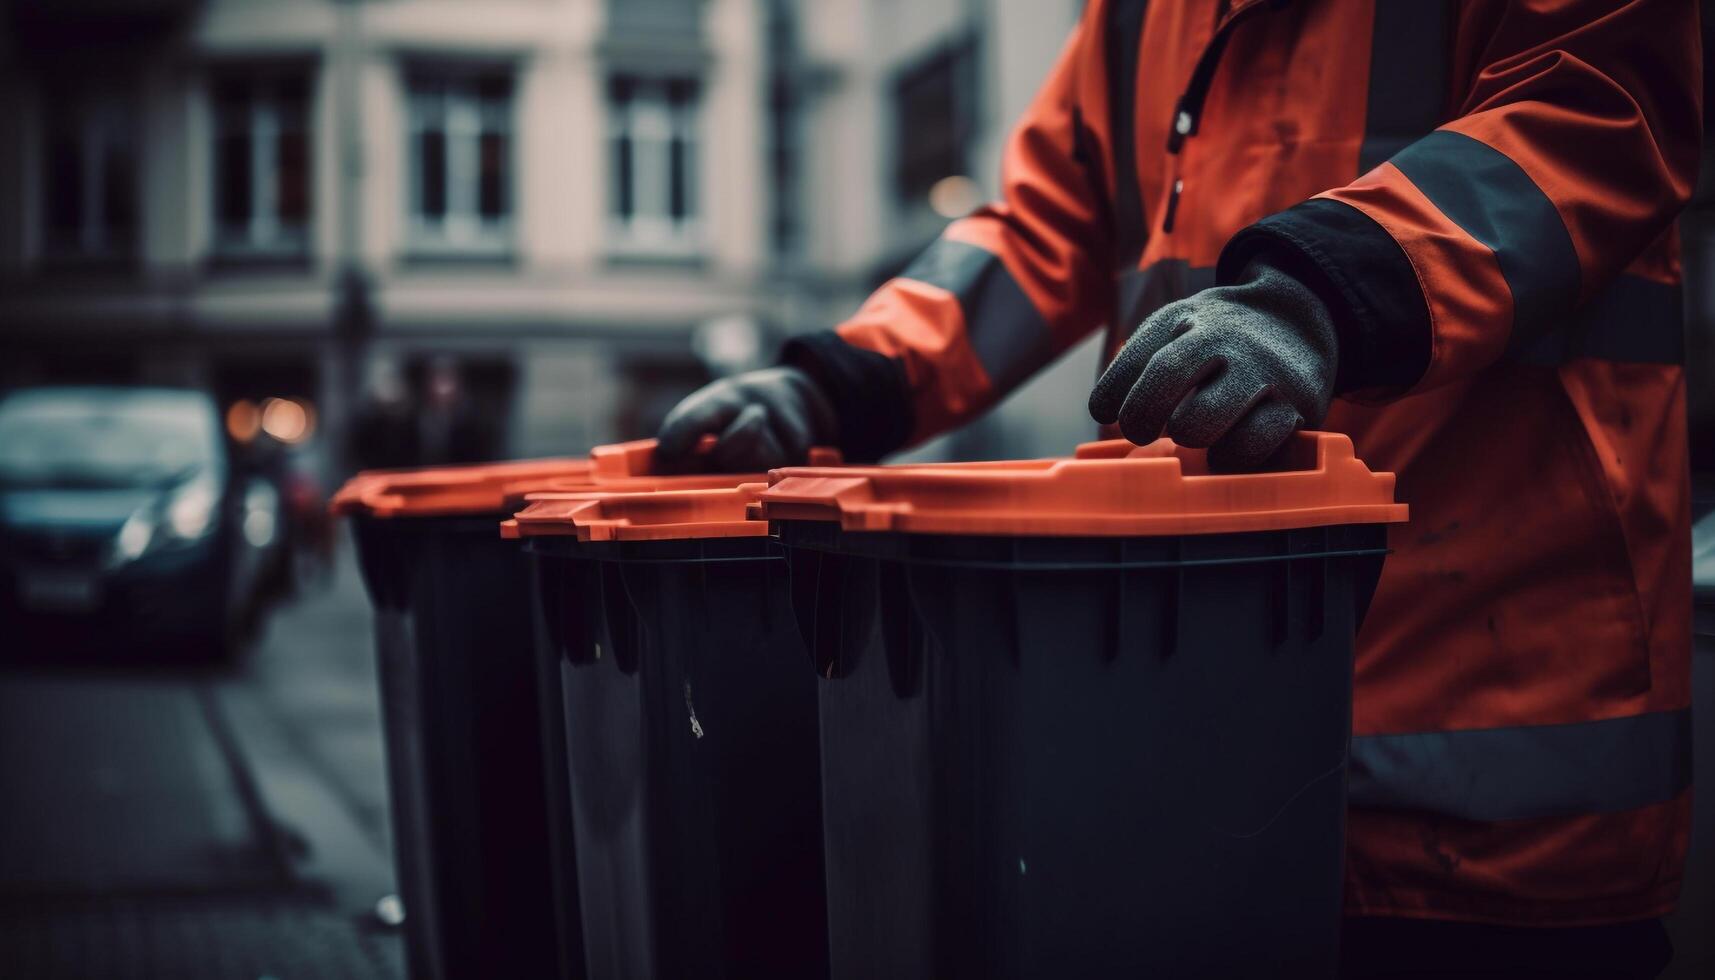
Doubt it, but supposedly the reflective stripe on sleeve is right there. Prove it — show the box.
[1350,708,1693,823]
[897,238,1055,394]
[1389,130,1583,344]
[1514,274,1686,366]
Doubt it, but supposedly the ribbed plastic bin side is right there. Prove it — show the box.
[351,515,447,980]
[338,457,592,980]
[525,548,590,980]
[783,524,1387,978]
[519,486,830,980]
[409,519,561,977]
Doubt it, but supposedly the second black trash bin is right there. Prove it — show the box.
[336,456,592,980]
[757,432,1409,979]
[515,483,830,980]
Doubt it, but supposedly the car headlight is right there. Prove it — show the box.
[115,510,156,562]
[166,479,218,540]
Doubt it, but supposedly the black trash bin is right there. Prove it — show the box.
[758,432,1408,979]
[337,456,593,980]
[515,482,830,980]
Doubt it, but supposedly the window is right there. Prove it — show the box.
[893,36,980,206]
[607,75,700,254]
[43,87,138,262]
[407,68,514,254]
[212,71,311,259]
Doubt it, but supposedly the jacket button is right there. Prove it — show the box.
[1175,110,1193,136]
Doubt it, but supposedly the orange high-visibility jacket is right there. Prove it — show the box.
[786,0,1699,925]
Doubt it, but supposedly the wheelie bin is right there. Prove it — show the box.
[334,455,588,980]
[754,431,1409,979]
[513,479,832,980]
[334,442,748,980]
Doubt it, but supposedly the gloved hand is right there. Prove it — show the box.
[1088,261,1339,471]
[656,366,837,472]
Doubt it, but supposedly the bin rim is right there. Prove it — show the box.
[498,473,770,539]
[331,436,833,520]
[521,470,770,501]
[496,441,841,538]
[753,430,1407,537]
[509,483,773,542]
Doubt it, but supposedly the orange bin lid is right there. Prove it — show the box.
[508,483,773,542]
[752,431,1407,537]
[330,456,593,519]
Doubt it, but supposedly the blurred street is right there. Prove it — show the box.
[0,535,405,980]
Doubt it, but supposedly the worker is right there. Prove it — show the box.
[657,1,1698,974]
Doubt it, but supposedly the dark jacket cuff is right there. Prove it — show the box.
[1217,198,1432,397]
[780,331,914,463]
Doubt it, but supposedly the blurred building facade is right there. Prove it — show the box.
[2,0,1709,474]
[0,0,1085,476]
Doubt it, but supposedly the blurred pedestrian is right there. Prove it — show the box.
[349,359,420,470]
[417,355,500,466]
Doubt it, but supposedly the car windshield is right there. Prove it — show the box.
[0,389,221,489]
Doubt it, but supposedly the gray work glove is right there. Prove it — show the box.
[656,366,837,472]
[1088,262,1339,471]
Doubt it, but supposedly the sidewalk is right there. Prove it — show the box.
[0,542,404,979]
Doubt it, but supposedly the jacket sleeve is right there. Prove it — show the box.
[1218,0,1701,398]
[784,8,1116,461]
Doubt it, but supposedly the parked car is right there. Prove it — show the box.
[0,386,284,661]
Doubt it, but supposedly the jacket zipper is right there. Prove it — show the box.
[1166,0,1284,155]
[1160,0,1288,234]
